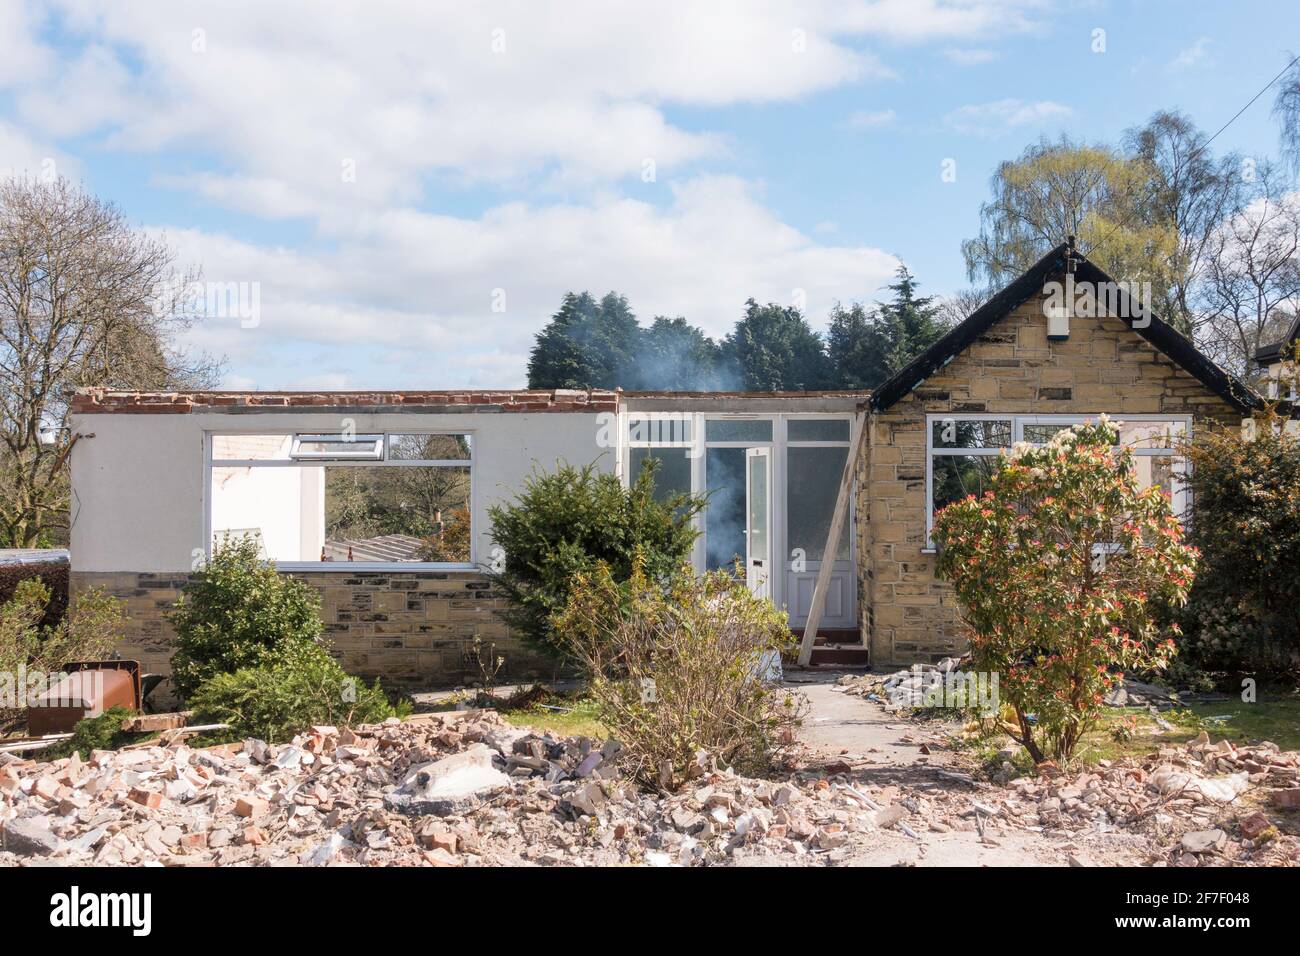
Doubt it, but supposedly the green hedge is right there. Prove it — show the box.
[0,560,68,630]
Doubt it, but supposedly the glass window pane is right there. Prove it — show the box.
[1117,420,1185,451]
[788,419,850,442]
[389,433,472,460]
[629,447,692,504]
[627,416,691,444]
[1021,423,1073,444]
[1130,454,1176,501]
[931,419,1012,448]
[932,455,1001,517]
[212,434,292,460]
[292,435,383,460]
[1022,419,1187,450]
[705,447,746,570]
[787,446,850,561]
[705,419,772,442]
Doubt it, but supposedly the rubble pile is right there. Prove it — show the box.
[839,659,969,709]
[0,711,898,867]
[844,665,1185,713]
[834,674,1300,866]
[989,732,1300,866]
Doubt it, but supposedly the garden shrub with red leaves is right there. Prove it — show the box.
[933,418,1196,763]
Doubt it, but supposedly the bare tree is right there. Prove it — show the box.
[1196,162,1300,375]
[0,176,219,546]
[1123,111,1240,335]
[936,287,991,328]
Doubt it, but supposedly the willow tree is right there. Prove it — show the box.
[960,136,1179,322]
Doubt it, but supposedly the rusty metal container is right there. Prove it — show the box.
[26,660,141,736]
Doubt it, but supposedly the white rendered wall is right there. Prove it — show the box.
[70,410,611,573]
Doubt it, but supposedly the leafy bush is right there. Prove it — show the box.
[49,706,139,760]
[0,578,124,729]
[553,556,803,791]
[168,536,323,699]
[933,418,1195,763]
[1176,413,1300,678]
[0,560,68,630]
[189,640,402,744]
[488,459,703,657]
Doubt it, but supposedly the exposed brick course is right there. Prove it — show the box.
[70,387,620,415]
[71,570,559,702]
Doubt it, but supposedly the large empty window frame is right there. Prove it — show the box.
[207,432,474,569]
[925,413,1190,548]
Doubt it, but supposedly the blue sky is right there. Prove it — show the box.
[0,1,1294,389]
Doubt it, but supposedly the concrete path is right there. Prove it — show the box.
[788,671,952,770]
[786,670,1144,867]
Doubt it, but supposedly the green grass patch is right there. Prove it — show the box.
[499,694,606,739]
[1183,697,1300,752]
[953,697,1300,772]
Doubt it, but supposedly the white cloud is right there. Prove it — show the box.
[165,176,900,387]
[843,109,897,130]
[943,48,1001,66]
[0,2,52,89]
[7,1,1049,206]
[943,98,1072,136]
[836,0,1046,43]
[0,120,77,182]
[0,0,1052,387]
[1168,37,1211,72]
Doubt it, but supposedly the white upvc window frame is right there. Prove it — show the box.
[204,430,476,572]
[924,413,1192,550]
[290,433,384,460]
[616,410,857,619]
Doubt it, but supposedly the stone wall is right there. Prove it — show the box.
[70,570,559,702]
[857,290,1243,667]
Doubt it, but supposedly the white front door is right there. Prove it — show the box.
[745,447,771,599]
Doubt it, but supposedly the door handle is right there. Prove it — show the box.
[752,559,764,567]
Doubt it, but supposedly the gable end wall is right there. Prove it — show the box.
[858,290,1241,666]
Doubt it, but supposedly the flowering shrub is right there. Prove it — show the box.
[932,418,1196,763]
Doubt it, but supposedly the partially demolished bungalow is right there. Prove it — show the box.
[69,244,1266,691]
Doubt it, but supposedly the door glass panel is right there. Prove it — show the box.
[706,419,772,442]
[705,448,746,570]
[747,453,768,561]
[787,446,850,561]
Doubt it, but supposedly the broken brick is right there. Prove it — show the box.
[127,788,163,809]
[234,796,268,818]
